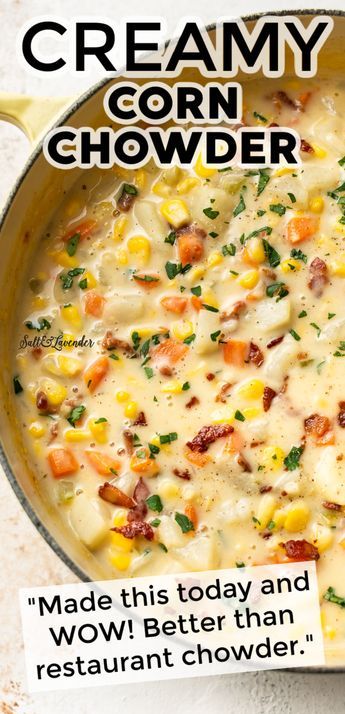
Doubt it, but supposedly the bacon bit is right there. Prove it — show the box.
[250,440,265,448]
[176,223,206,240]
[159,365,173,377]
[48,422,59,444]
[266,335,284,349]
[123,429,134,455]
[272,90,297,110]
[206,372,216,381]
[111,520,154,541]
[186,424,234,453]
[304,413,331,438]
[261,267,277,281]
[338,403,345,428]
[300,138,314,154]
[118,188,137,213]
[99,482,136,509]
[308,257,328,298]
[31,347,43,360]
[220,300,246,323]
[280,539,320,561]
[36,390,49,412]
[215,382,232,403]
[237,452,252,473]
[128,477,149,522]
[259,485,273,494]
[322,500,342,512]
[263,386,277,412]
[280,376,289,394]
[248,341,264,367]
[102,331,135,356]
[186,396,200,409]
[261,531,273,540]
[132,411,147,426]
[173,467,191,480]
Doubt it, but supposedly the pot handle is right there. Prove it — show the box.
[0,93,73,144]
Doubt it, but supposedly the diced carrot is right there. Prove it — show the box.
[287,216,319,244]
[63,219,97,242]
[184,448,211,468]
[185,504,198,529]
[133,273,160,289]
[161,296,188,314]
[84,291,105,317]
[48,448,79,478]
[298,91,311,108]
[178,232,204,266]
[152,338,188,367]
[316,430,335,446]
[84,356,109,392]
[85,450,121,476]
[130,448,159,476]
[223,340,248,366]
[191,295,202,311]
[224,430,245,454]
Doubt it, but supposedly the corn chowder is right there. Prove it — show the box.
[12,78,345,657]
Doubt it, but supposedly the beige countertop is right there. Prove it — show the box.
[1,1,345,712]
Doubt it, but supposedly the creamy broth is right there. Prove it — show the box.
[13,77,345,659]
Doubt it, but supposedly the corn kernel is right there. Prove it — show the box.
[244,236,266,264]
[64,198,81,218]
[273,508,288,529]
[111,514,133,552]
[135,168,146,191]
[211,407,234,424]
[127,235,151,265]
[62,333,74,351]
[177,176,200,194]
[311,143,327,158]
[160,199,190,228]
[124,401,138,419]
[89,418,108,444]
[207,251,223,268]
[284,501,310,532]
[310,522,333,552]
[116,390,130,403]
[329,259,345,277]
[28,421,46,438]
[152,181,171,198]
[202,289,218,309]
[115,248,128,265]
[32,295,47,310]
[50,251,78,269]
[83,271,97,289]
[187,265,206,283]
[40,378,67,406]
[158,479,180,499]
[64,428,90,442]
[58,355,83,377]
[161,380,183,394]
[109,551,132,571]
[112,215,128,242]
[237,379,264,400]
[273,167,294,177]
[238,269,259,290]
[261,446,285,471]
[255,494,276,530]
[309,196,324,213]
[162,166,183,186]
[242,406,262,420]
[61,304,82,329]
[280,258,302,273]
[171,320,194,341]
[194,153,216,178]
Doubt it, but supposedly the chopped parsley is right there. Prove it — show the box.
[13,376,23,394]
[164,231,176,245]
[210,330,221,342]
[257,169,270,196]
[79,278,88,290]
[202,303,219,312]
[148,443,160,457]
[328,313,336,320]
[159,432,178,444]
[191,285,201,297]
[146,495,163,513]
[233,194,246,217]
[60,267,85,290]
[203,207,219,220]
[132,331,141,351]
[324,587,345,608]
[66,233,80,256]
[175,512,194,533]
[269,203,286,216]
[334,341,345,357]
[235,409,245,422]
[266,282,289,300]
[287,192,296,203]
[24,317,51,331]
[310,322,321,338]
[263,238,281,268]
[222,243,236,256]
[122,183,138,195]
[144,366,154,379]
[284,445,303,471]
[290,248,307,263]
[253,110,267,123]
[209,231,219,238]
[150,518,161,528]
[298,310,307,318]
[184,333,196,344]
[67,405,86,427]
[290,329,301,341]
[94,417,107,424]
[338,157,345,167]
[165,261,191,279]
[182,381,190,391]
[158,542,168,552]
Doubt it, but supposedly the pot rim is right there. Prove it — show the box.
[1,8,345,642]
